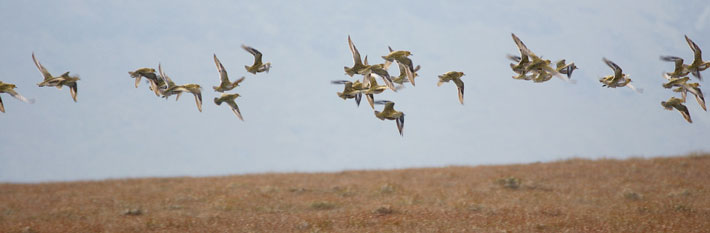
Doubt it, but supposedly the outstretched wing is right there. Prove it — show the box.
[6,89,35,104]
[227,99,244,121]
[158,63,175,87]
[348,35,363,66]
[69,83,78,102]
[193,91,202,112]
[685,35,702,61]
[32,53,53,81]
[242,45,263,65]
[603,58,622,77]
[511,33,532,56]
[454,78,464,105]
[214,54,229,84]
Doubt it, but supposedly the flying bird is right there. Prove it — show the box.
[213,54,245,92]
[0,81,35,113]
[659,56,690,79]
[661,97,692,123]
[599,58,642,93]
[32,53,80,102]
[374,100,405,136]
[437,71,465,105]
[332,79,366,106]
[386,46,418,86]
[214,93,244,121]
[242,45,271,74]
[344,35,369,77]
[158,64,203,112]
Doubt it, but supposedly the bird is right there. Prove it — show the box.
[659,56,690,79]
[661,97,692,123]
[344,35,369,77]
[663,75,706,111]
[684,35,710,81]
[521,60,578,83]
[392,62,420,86]
[360,56,396,91]
[242,45,271,74]
[555,59,578,79]
[386,46,418,86]
[157,64,203,112]
[373,100,405,136]
[437,71,465,105]
[128,67,166,96]
[0,81,35,113]
[599,58,642,93]
[363,75,399,109]
[331,79,365,106]
[678,83,706,111]
[509,33,570,82]
[214,93,244,121]
[128,67,159,88]
[32,53,80,102]
[213,54,245,92]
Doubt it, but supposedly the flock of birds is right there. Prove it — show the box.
[1,34,709,135]
[0,45,271,120]
[332,33,709,135]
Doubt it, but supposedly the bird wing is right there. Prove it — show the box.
[348,35,363,66]
[227,99,244,121]
[0,96,4,113]
[687,85,706,111]
[158,64,176,87]
[396,116,404,136]
[454,78,464,105]
[677,103,693,123]
[603,58,623,78]
[6,89,34,104]
[685,35,702,62]
[242,45,263,65]
[214,54,230,85]
[32,53,53,81]
[366,94,375,109]
[193,91,202,112]
[511,33,533,57]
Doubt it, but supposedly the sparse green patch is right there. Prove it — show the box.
[373,205,394,215]
[622,189,642,201]
[497,177,522,189]
[379,183,396,194]
[122,208,143,216]
[310,201,336,210]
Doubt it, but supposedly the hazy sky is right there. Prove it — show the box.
[1,0,709,182]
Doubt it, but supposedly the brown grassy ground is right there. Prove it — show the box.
[1,154,709,232]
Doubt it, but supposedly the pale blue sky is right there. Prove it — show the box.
[1,0,709,182]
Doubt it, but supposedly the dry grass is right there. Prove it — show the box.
[1,154,710,232]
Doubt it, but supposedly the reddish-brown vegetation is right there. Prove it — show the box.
[1,154,709,232]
